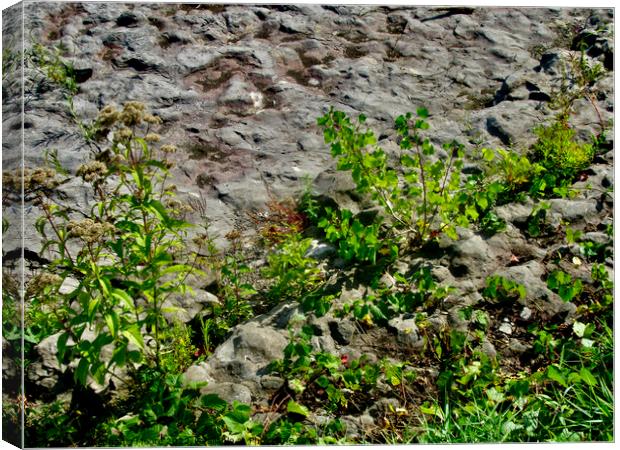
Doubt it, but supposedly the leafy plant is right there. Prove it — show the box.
[525,201,552,237]
[269,326,414,415]
[201,230,256,352]
[317,107,473,256]
[549,47,607,132]
[35,102,203,385]
[338,267,451,325]
[482,275,526,303]
[263,232,323,303]
[27,43,99,143]
[159,321,201,374]
[546,270,582,302]
[531,121,594,180]
[318,207,388,263]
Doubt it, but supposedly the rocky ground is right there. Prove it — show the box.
[2,2,614,445]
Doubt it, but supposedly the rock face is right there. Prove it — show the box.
[2,3,614,438]
[6,4,613,256]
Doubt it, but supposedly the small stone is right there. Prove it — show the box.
[260,375,285,391]
[519,307,533,321]
[499,322,513,335]
[388,316,424,349]
[508,339,530,354]
[480,340,497,359]
[359,414,375,428]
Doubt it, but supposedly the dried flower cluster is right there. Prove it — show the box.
[25,272,62,298]
[160,144,177,154]
[76,161,107,183]
[113,127,133,142]
[145,133,161,143]
[165,198,193,217]
[97,101,162,132]
[120,101,146,127]
[67,218,115,243]
[96,105,120,129]
[3,167,58,192]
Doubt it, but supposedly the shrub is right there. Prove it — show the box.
[317,107,473,259]
[34,102,203,384]
[531,121,594,179]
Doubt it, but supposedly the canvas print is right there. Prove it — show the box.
[1,1,614,447]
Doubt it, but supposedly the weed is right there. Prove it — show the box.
[546,270,583,302]
[33,102,203,385]
[531,121,594,179]
[525,201,552,237]
[482,275,526,303]
[263,233,323,303]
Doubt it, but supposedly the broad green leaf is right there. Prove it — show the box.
[121,325,144,350]
[579,367,597,386]
[482,147,495,161]
[56,332,70,365]
[111,289,134,311]
[105,312,120,337]
[547,365,567,387]
[286,400,310,418]
[75,357,90,385]
[201,394,228,411]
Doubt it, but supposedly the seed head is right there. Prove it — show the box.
[76,161,107,183]
[67,218,115,244]
[145,133,161,143]
[160,144,177,154]
[25,272,62,298]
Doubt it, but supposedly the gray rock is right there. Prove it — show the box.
[162,289,220,323]
[548,198,600,223]
[495,261,576,321]
[202,321,289,382]
[480,339,497,359]
[508,338,531,354]
[499,321,513,335]
[387,316,424,349]
[520,306,533,321]
[200,382,253,404]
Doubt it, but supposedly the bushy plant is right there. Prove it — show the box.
[34,102,203,384]
[263,232,324,302]
[531,121,594,179]
[318,207,388,263]
[199,230,256,353]
[482,275,527,303]
[317,108,473,258]
[269,326,415,414]
[338,267,451,325]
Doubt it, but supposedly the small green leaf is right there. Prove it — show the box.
[201,394,228,411]
[482,148,495,162]
[121,325,144,350]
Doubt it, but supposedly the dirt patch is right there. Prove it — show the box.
[42,3,86,42]
[335,29,371,43]
[344,45,369,59]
